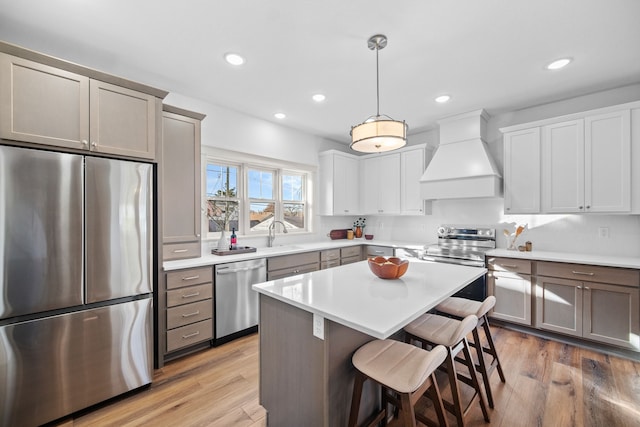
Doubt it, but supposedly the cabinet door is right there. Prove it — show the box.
[400,147,427,215]
[584,110,631,212]
[360,156,379,214]
[542,120,585,213]
[378,154,401,214]
[503,128,540,213]
[89,80,157,159]
[335,154,359,214]
[488,271,532,326]
[583,282,639,349]
[535,276,582,337]
[162,111,201,248]
[0,53,90,149]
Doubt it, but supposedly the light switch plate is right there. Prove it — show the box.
[313,313,324,340]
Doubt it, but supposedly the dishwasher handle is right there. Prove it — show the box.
[217,263,266,275]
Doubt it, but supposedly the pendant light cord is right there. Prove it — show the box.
[375,42,380,118]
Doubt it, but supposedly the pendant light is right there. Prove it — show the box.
[350,34,407,153]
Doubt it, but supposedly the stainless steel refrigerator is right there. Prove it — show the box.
[0,145,154,427]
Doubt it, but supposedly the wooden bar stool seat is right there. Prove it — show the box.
[349,339,449,427]
[404,314,490,427]
[436,296,506,408]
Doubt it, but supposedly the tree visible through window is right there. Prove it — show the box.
[206,163,239,233]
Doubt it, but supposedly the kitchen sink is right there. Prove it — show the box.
[257,245,304,254]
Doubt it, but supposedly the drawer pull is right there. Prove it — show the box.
[182,291,201,298]
[572,270,595,276]
[173,249,189,253]
[182,275,200,281]
[182,310,200,318]
[182,331,200,339]
[501,264,519,268]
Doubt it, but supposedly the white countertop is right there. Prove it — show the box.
[252,259,486,339]
[487,249,640,269]
[163,239,428,271]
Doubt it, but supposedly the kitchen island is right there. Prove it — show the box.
[252,258,486,427]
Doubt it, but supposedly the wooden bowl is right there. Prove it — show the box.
[368,256,409,279]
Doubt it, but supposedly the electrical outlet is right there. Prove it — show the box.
[598,227,609,238]
[313,314,324,340]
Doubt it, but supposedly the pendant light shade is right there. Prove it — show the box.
[350,34,408,153]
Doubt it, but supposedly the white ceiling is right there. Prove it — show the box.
[1,0,639,145]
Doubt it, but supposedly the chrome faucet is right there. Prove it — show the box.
[267,220,288,247]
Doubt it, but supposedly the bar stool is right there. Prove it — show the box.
[404,314,490,427]
[348,339,449,427]
[436,296,506,408]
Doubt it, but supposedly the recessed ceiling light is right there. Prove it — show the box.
[274,113,286,119]
[224,52,245,66]
[312,94,326,102]
[546,58,571,70]
[435,95,451,103]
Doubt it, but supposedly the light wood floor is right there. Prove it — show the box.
[53,326,640,427]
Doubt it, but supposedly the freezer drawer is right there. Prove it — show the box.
[0,298,153,427]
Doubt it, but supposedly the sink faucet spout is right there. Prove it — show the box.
[267,220,288,247]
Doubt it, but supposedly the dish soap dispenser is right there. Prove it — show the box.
[230,228,237,250]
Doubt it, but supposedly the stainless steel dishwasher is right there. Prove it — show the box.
[214,258,267,342]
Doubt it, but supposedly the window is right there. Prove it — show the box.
[204,153,311,238]
[206,163,240,233]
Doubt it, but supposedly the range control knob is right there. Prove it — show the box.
[437,226,450,236]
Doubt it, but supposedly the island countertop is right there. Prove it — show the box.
[252,258,486,339]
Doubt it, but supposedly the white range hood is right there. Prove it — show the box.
[420,109,502,200]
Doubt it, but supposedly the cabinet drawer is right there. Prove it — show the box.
[166,319,212,352]
[321,259,341,270]
[366,245,394,257]
[268,252,319,272]
[267,263,319,280]
[166,266,213,289]
[537,262,639,287]
[487,257,532,274]
[320,249,340,261]
[167,283,213,307]
[163,242,201,261]
[341,246,362,259]
[167,299,213,330]
[341,255,362,266]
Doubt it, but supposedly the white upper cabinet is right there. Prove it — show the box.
[501,102,636,214]
[319,151,360,215]
[584,110,630,212]
[400,145,430,215]
[542,120,585,213]
[361,153,401,215]
[503,127,541,214]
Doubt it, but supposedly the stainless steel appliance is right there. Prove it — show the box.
[422,225,496,300]
[215,258,266,343]
[0,145,154,427]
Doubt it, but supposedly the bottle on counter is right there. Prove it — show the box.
[230,228,237,250]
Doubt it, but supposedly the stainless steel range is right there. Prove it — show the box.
[423,225,496,300]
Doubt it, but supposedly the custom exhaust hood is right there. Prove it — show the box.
[420,109,502,200]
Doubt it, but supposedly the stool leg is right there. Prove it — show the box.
[471,326,494,409]
[482,316,506,382]
[349,371,366,427]
[461,339,490,423]
[427,373,448,427]
[399,392,417,427]
[444,348,465,427]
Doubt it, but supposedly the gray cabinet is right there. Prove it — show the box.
[535,261,639,350]
[0,52,159,160]
[320,249,341,270]
[165,266,213,354]
[340,245,363,265]
[267,251,320,280]
[161,105,205,261]
[487,257,532,326]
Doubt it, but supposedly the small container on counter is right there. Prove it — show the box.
[525,241,532,251]
[347,230,354,240]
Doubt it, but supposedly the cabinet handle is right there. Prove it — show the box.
[579,206,584,210]
[584,287,590,290]
[182,310,200,318]
[501,264,519,268]
[586,206,591,209]
[182,275,200,281]
[182,291,201,298]
[506,207,510,211]
[182,331,200,339]
[81,140,89,146]
[572,270,595,276]
[91,141,97,147]
[173,249,189,253]
[577,286,582,289]
[196,234,200,237]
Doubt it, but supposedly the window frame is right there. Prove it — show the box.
[202,148,314,240]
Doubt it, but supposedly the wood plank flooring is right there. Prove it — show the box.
[52,326,640,427]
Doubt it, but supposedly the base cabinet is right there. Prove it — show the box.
[487,257,532,325]
[267,251,320,280]
[535,261,639,350]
